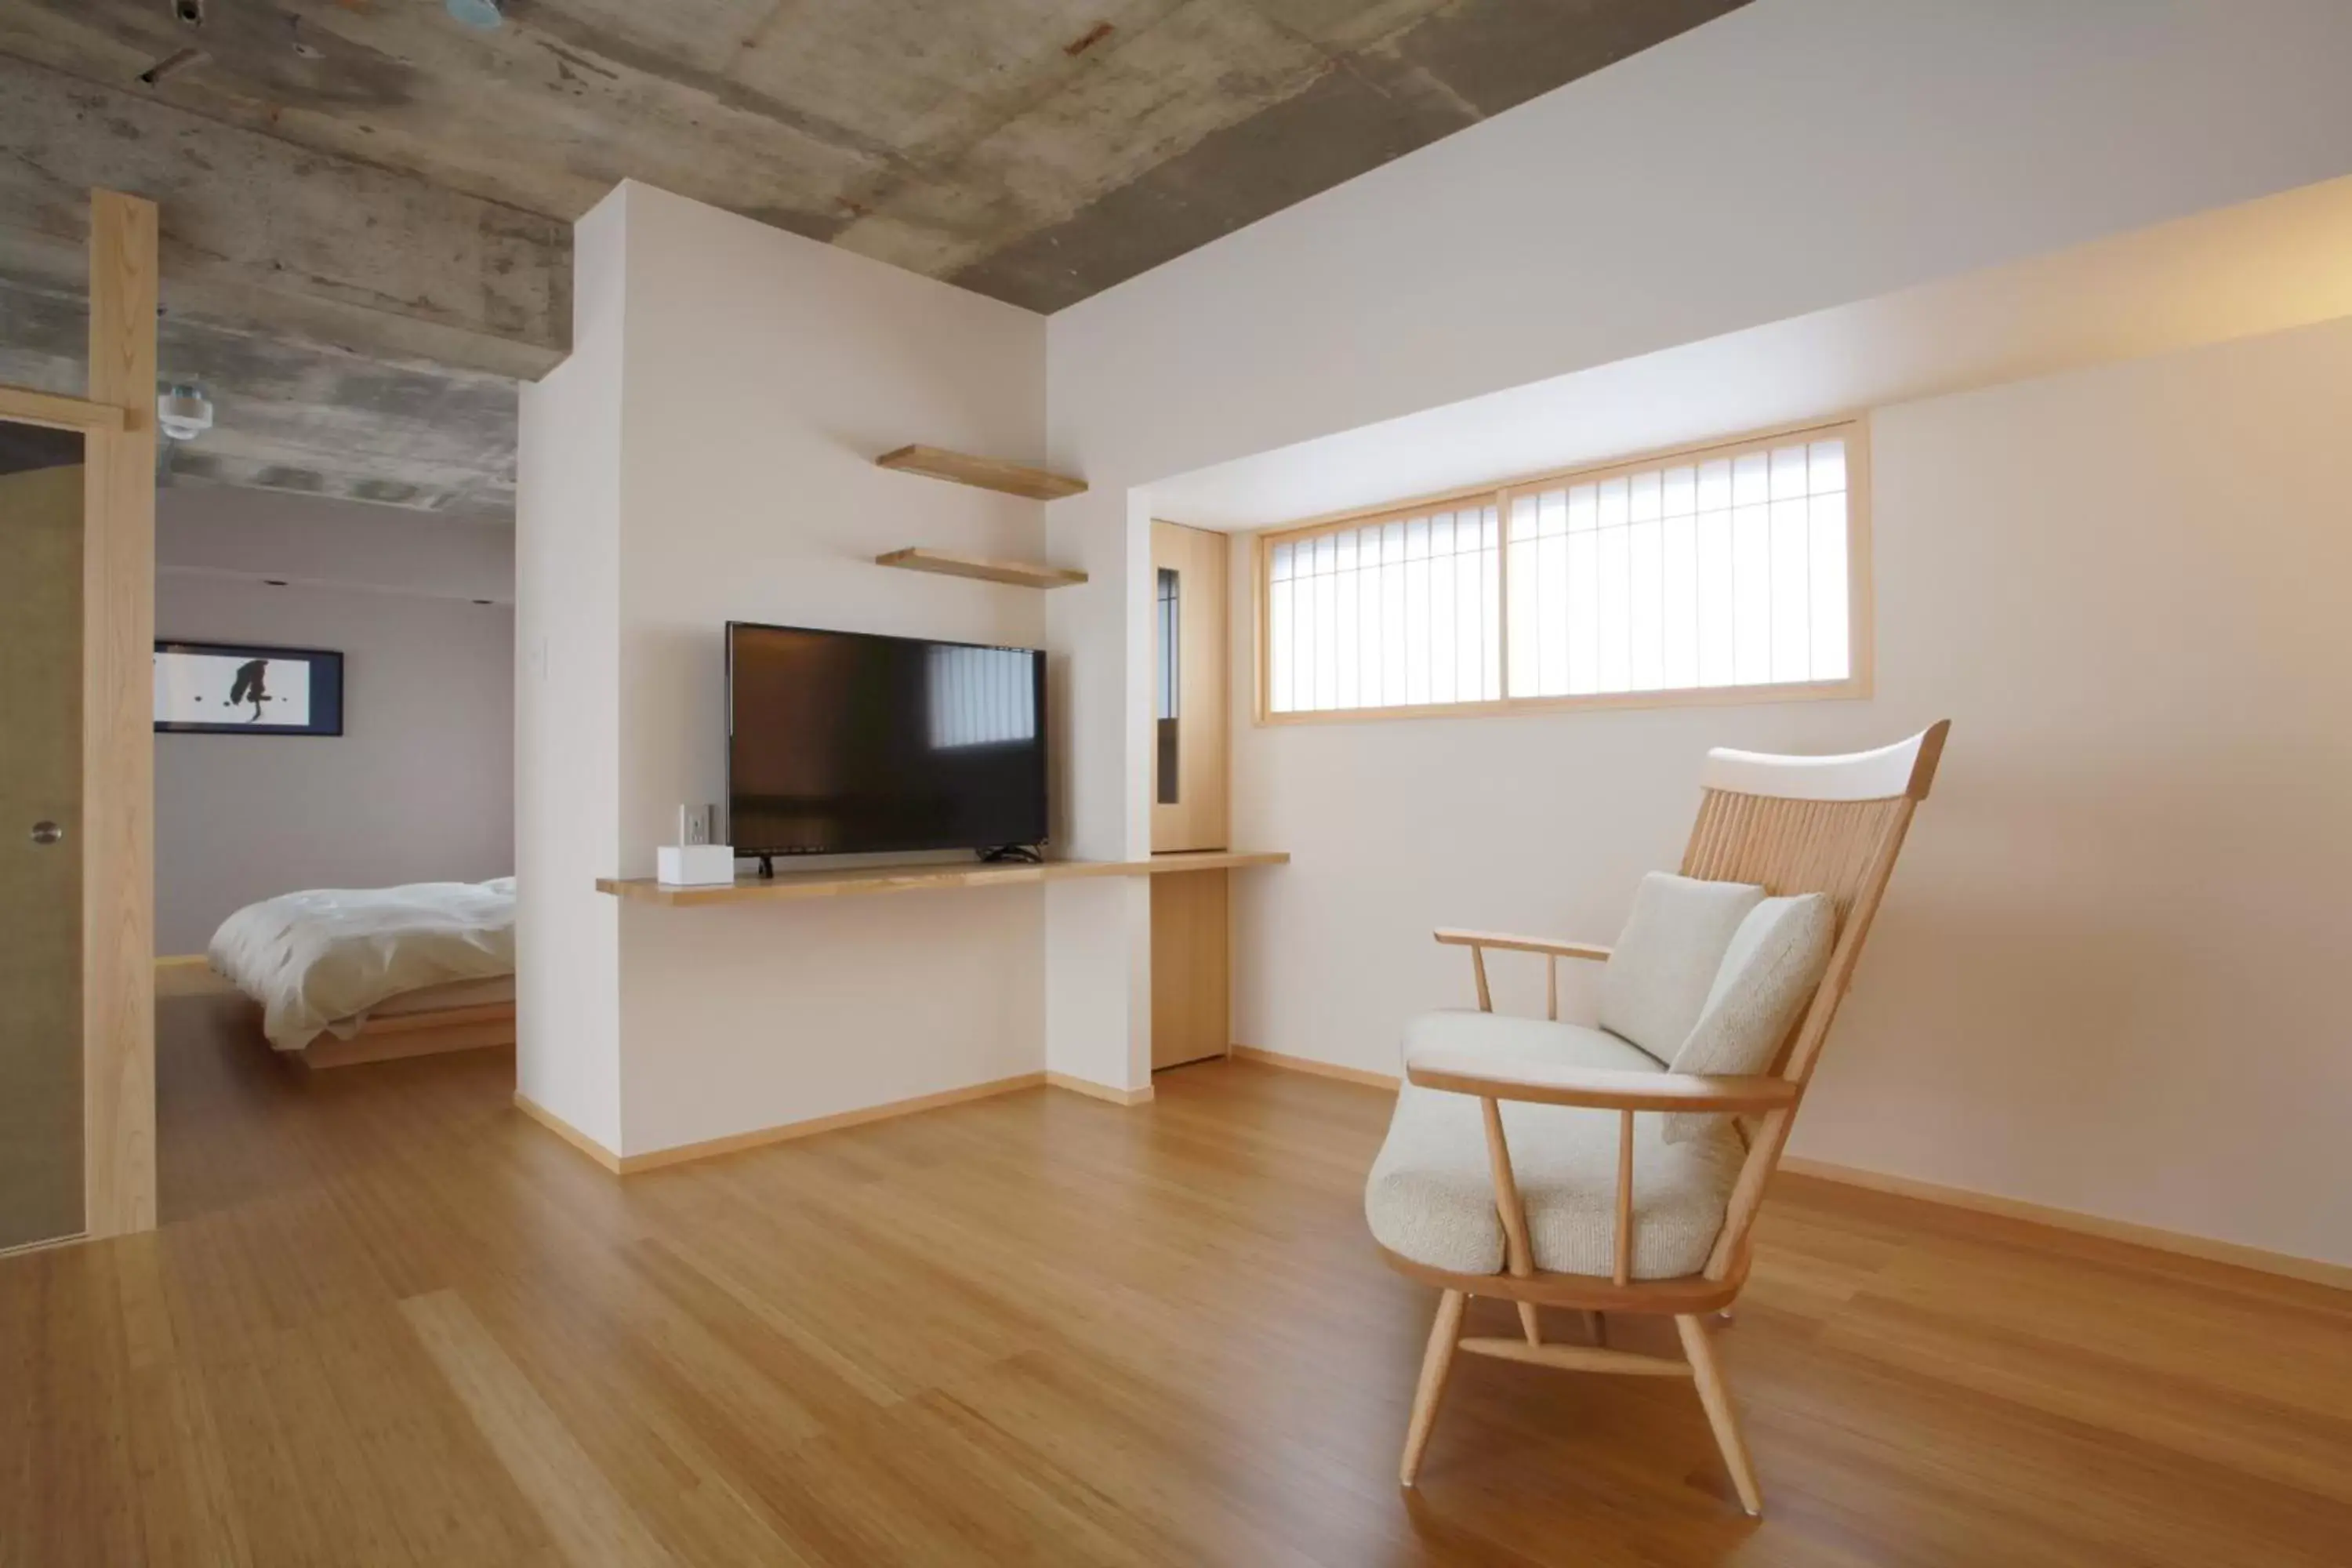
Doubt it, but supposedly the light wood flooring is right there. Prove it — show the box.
[5,993,2351,1566]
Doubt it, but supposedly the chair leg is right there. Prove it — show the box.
[1516,1301,1542,1345]
[1675,1314,1762,1516]
[1400,1290,1468,1487]
[1584,1309,1607,1346]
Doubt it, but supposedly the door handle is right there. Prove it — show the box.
[29,820,62,845]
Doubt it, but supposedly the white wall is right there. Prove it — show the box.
[158,485,513,602]
[1047,0,2352,877]
[514,189,626,1150]
[1041,0,2352,1258]
[1052,0,2352,489]
[154,499,513,955]
[1227,316,2352,1268]
[517,182,1052,1158]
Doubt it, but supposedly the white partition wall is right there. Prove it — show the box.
[514,191,626,1152]
[517,182,1055,1159]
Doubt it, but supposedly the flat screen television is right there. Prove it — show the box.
[727,621,1047,860]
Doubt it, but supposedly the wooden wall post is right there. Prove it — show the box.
[83,187,158,1237]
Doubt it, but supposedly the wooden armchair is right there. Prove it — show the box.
[1367,723,1948,1514]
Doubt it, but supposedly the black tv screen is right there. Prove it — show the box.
[727,622,1047,858]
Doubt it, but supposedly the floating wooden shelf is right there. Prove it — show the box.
[597,850,1289,907]
[875,445,1087,501]
[877,547,1087,589]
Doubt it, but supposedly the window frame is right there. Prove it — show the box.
[1250,416,1873,725]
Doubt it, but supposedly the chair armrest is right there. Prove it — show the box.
[1432,928,1612,962]
[1405,1048,1799,1113]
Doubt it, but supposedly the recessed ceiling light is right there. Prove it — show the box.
[445,0,503,30]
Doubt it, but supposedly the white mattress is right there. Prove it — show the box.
[209,877,516,1051]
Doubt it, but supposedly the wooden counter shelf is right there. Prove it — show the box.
[596,849,1288,907]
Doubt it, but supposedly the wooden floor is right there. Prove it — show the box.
[6,997,2351,1566]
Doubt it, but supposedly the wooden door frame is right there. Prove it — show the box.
[1148,519,1230,854]
[0,187,159,1243]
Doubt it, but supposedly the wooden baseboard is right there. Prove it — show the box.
[1778,1156,2352,1293]
[513,1092,623,1173]
[1229,1044,1400,1091]
[517,1073,1058,1175]
[1225,1043,2350,1293]
[1047,1072,1155,1106]
[0,1228,93,1261]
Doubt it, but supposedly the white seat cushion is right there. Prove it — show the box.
[1663,893,1836,1143]
[1364,1010,1746,1280]
[1597,873,1764,1060]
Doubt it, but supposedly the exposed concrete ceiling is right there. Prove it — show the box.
[0,0,1745,520]
[0,276,519,520]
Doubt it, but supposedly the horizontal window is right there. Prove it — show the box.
[1257,422,1867,720]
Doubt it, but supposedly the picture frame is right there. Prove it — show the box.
[154,639,345,736]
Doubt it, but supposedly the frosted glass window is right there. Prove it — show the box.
[1264,506,1499,714]
[1506,435,1852,700]
[1264,426,1858,717]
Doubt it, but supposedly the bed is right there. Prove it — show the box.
[207,877,517,1069]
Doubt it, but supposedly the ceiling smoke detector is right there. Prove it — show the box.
[445,0,503,30]
[158,383,213,441]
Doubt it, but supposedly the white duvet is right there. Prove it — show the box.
[209,877,517,1051]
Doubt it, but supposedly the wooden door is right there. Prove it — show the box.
[1149,521,1228,853]
[0,429,87,1249]
[1149,869,1229,1070]
[1149,520,1231,1069]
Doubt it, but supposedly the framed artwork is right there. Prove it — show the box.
[154,640,345,736]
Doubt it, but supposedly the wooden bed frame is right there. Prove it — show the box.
[155,956,514,1071]
[295,1000,516,1070]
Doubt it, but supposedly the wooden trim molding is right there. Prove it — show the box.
[618,1073,1052,1171]
[512,1093,624,1174]
[517,1073,1167,1177]
[1228,1045,2352,1292]
[1777,1157,2352,1294]
[1046,1072,1155,1106]
[516,1073,1051,1175]
[82,187,160,1240]
[1229,1044,1400,1091]
[0,387,124,433]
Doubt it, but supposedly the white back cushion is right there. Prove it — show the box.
[1597,873,1764,1062]
[1661,893,1836,1143]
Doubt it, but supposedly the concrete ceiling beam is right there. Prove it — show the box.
[0,54,570,386]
